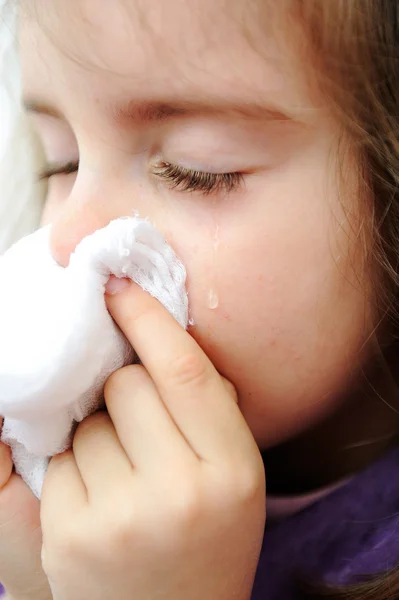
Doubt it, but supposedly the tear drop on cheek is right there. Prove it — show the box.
[207,289,219,310]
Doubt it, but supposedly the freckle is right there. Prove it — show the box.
[258,274,263,281]
[269,338,277,346]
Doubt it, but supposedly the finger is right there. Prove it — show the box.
[0,473,51,599]
[220,376,239,403]
[72,411,134,499]
[41,450,86,532]
[106,283,255,465]
[105,365,197,470]
[0,419,13,488]
[0,442,13,489]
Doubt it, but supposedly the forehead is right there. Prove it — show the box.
[20,0,314,120]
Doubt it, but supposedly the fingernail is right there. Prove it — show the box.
[105,276,131,295]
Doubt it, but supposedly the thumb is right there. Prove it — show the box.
[0,471,51,599]
[0,420,52,599]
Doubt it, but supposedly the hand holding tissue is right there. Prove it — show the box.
[0,217,188,498]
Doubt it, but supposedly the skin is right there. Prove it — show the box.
[0,0,397,598]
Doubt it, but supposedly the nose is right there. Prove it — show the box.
[48,174,138,267]
[49,201,116,267]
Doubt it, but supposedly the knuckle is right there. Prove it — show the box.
[104,365,149,399]
[43,524,83,573]
[167,479,203,528]
[107,512,135,549]
[74,411,110,441]
[168,353,210,389]
[233,462,266,506]
[103,502,141,554]
[220,377,238,402]
[215,457,265,509]
[127,363,151,385]
[104,364,137,397]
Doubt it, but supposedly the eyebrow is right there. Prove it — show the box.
[24,98,292,124]
[112,100,291,124]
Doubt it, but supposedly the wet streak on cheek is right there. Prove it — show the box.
[206,195,224,311]
[160,198,224,323]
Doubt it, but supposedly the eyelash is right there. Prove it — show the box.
[152,161,243,195]
[40,160,243,195]
[40,161,79,180]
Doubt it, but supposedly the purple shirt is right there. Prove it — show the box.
[252,447,399,599]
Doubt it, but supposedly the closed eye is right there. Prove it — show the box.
[152,161,243,195]
[39,161,79,180]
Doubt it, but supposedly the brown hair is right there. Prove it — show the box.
[299,0,399,331]
[299,568,399,599]
[296,1,399,598]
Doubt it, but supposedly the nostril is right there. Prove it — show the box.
[48,201,118,267]
[49,228,77,267]
[49,221,99,267]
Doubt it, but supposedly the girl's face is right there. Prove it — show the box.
[20,0,374,448]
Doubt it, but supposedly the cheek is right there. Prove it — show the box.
[171,188,373,447]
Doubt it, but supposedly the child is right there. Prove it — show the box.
[0,0,398,598]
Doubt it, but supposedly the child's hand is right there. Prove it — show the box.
[40,282,266,600]
[0,437,52,600]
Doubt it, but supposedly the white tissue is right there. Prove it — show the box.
[0,217,188,498]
